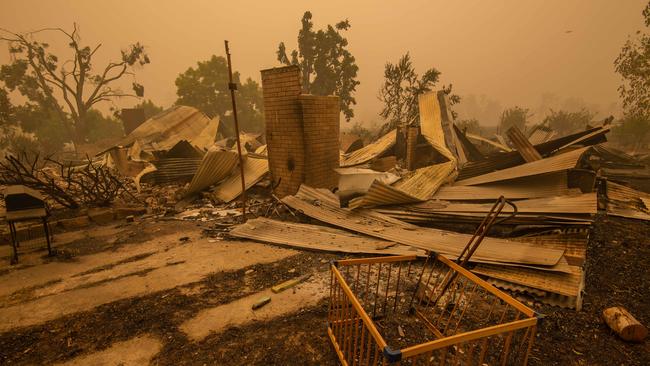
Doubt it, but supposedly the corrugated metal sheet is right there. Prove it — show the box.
[554,127,611,152]
[466,133,511,152]
[506,126,542,162]
[185,147,239,195]
[485,278,579,309]
[605,181,650,221]
[433,171,577,200]
[376,192,597,226]
[140,158,202,185]
[229,217,426,257]
[117,105,219,151]
[472,264,584,297]
[457,126,608,181]
[395,193,597,216]
[340,130,396,167]
[282,185,565,266]
[418,91,444,147]
[515,232,588,266]
[456,146,591,186]
[418,90,465,163]
[454,124,485,161]
[210,157,269,203]
[527,125,557,145]
[349,161,456,208]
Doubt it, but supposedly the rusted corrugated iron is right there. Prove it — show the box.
[507,125,542,162]
[210,157,269,203]
[457,126,609,180]
[340,129,396,167]
[605,181,650,220]
[349,161,456,208]
[117,105,219,152]
[185,147,239,196]
[282,185,566,266]
[466,133,512,152]
[527,124,557,145]
[140,158,202,185]
[456,146,592,186]
[229,217,426,257]
[433,171,577,200]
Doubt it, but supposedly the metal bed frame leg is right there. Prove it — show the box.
[8,221,19,264]
[42,217,53,256]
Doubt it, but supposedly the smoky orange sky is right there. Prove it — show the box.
[1,0,647,127]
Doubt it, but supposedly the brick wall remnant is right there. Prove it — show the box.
[260,66,341,196]
[260,66,305,197]
[300,95,340,189]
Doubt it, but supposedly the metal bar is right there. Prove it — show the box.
[373,263,382,318]
[338,255,417,266]
[399,318,537,358]
[523,325,537,365]
[332,266,388,348]
[393,262,403,313]
[9,222,18,263]
[408,254,432,310]
[352,316,360,366]
[224,40,247,221]
[359,326,367,366]
[328,326,350,366]
[382,263,392,316]
[364,263,372,311]
[450,283,479,335]
[354,263,361,293]
[500,313,520,366]
[437,255,535,317]
[42,217,52,256]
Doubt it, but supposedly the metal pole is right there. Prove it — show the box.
[224,40,247,221]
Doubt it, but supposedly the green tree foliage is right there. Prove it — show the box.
[498,106,530,134]
[378,52,443,129]
[175,55,264,133]
[542,109,594,136]
[0,24,149,147]
[614,2,650,117]
[277,11,360,121]
[132,99,163,120]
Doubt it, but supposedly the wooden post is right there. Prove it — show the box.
[224,40,247,221]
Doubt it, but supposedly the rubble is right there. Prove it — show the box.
[2,58,649,366]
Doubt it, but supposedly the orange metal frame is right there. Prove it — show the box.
[327,254,538,365]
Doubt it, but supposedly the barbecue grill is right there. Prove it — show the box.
[3,185,53,264]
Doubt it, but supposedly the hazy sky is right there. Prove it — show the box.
[1,0,647,126]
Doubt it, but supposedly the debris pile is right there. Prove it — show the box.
[3,69,649,317]
[229,86,650,312]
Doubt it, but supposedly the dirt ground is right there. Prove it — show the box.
[0,214,648,365]
[530,215,650,366]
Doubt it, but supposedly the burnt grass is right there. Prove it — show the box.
[530,215,650,366]
[0,251,339,365]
